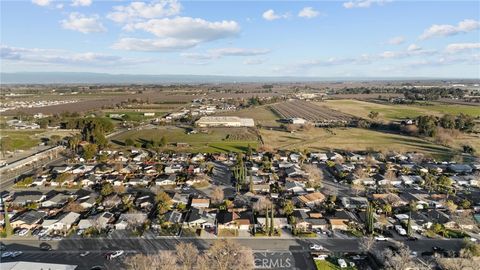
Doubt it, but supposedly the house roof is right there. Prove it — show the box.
[13,211,46,225]
[297,192,325,204]
[216,210,240,224]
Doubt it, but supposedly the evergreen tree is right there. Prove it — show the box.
[407,212,412,237]
[1,197,12,236]
[270,206,274,236]
[366,202,375,235]
[265,207,269,233]
[249,173,254,193]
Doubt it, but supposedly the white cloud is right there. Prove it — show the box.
[343,0,391,9]
[32,0,51,6]
[407,44,421,51]
[61,13,106,34]
[243,58,266,65]
[298,7,319,18]
[126,17,239,40]
[112,38,199,51]
[445,43,480,53]
[115,17,240,51]
[107,0,181,23]
[1,45,146,66]
[181,47,270,60]
[71,0,92,7]
[386,36,405,45]
[262,9,289,21]
[420,19,480,39]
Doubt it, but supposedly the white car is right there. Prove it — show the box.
[313,254,328,260]
[10,251,22,258]
[80,251,90,257]
[108,250,124,260]
[18,229,29,236]
[374,235,389,241]
[338,259,347,268]
[1,252,12,258]
[310,244,324,251]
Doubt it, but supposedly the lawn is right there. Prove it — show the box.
[110,126,259,153]
[321,100,480,121]
[217,105,280,127]
[260,127,454,159]
[315,259,357,270]
[0,129,76,151]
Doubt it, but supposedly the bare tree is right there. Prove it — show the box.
[354,166,368,179]
[195,254,211,270]
[206,239,255,270]
[383,242,415,270]
[125,254,154,270]
[359,236,376,254]
[385,170,397,181]
[64,202,84,213]
[211,187,224,205]
[151,251,178,270]
[352,183,365,196]
[303,164,323,187]
[176,242,199,270]
[253,197,272,214]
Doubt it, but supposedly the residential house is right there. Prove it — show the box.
[184,208,216,229]
[11,211,46,230]
[42,212,80,231]
[191,198,210,209]
[11,192,45,206]
[155,174,177,186]
[293,192,326,208]
[41,193,71,208]
[115,213,148,230]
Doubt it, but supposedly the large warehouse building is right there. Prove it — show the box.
[196,116,255,127]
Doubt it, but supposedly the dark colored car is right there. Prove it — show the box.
[39,242,52,251]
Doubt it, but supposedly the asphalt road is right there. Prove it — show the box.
[1,238,465,270]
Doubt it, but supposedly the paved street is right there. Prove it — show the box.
[1,237,465,270]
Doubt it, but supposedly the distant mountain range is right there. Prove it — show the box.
[0,72,472,84]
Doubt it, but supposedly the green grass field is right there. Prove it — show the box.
[0,129,78,150]
[0,130,41,150]
[110,126,259,153]
[321,100,480,121]
[260,127,455,159]
[315,259,357,270]
[217,105,280,127]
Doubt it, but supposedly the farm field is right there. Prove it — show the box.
[110,126,259,153]
[217,105,280,127]
[260,128,455,159]
[321,100,480,121]
[0,129,78,150]
[271,100,351,122]
[103,110,170,122]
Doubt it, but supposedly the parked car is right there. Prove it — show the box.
[106,250,124,260]
[338,259,347,268]
[10,251,23,258]
[310,244,324,251]
[18,229,29,236]
[80,251,90,257]
[39,243,52,251]
[313,254,328,260]
[374,235,389,241]
[1,252,12,258]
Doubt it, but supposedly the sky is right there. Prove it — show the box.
[1,0,479,78]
